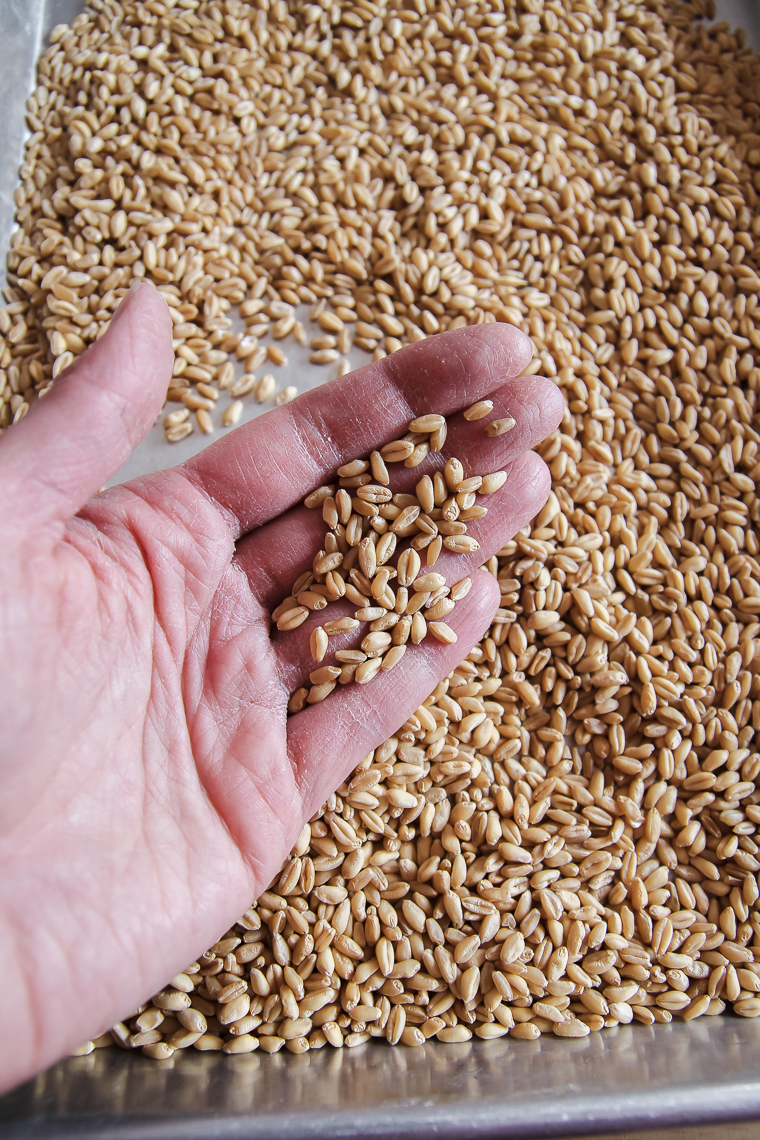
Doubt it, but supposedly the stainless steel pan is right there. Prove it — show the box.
[1,1,759,1136]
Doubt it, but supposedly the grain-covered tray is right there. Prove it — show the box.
[3,0,760,1136]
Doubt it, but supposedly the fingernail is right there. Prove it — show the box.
[111,279,142,323]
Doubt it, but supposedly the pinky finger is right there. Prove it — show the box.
[285,569,501,818]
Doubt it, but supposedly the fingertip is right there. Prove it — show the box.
[452,321,534,384]
[500,322,534,375]
[468,563,502,615]
[510,447,552,501]
[465,372,563,464]
[528,374,566,433]
[499,450,552,538]
[112,279,175,377]
[0,277,177,526]
[88,279,174,436]
[381,322,534,409]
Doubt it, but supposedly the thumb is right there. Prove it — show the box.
[0,280,173,532]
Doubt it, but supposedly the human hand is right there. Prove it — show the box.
[0,280,563,1089]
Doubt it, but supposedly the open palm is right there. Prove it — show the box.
[0,281,563,1090]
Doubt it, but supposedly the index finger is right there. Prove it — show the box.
[181,322,532,539]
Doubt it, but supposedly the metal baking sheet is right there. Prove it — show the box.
[2,1018,760,1139]
[1,1,760,1138]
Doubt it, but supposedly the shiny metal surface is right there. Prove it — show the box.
[2,1018,760,1138]
[0,0,45,263]
[1,0,760,1137]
